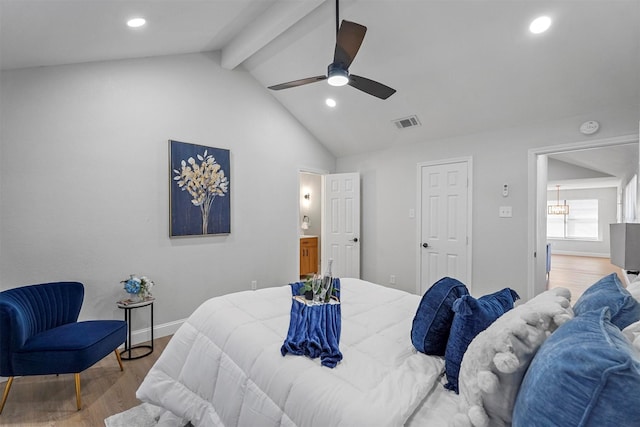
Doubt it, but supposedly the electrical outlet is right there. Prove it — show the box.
[389,275,396,285]
[251,280,257,290]
[499,206,513,218]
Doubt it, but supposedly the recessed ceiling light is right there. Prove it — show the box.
[127,18,146,28]
[529,16,551,34]
[325,98,337,108]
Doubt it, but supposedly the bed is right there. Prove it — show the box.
[137,275,640,427]
[137,278,458,426]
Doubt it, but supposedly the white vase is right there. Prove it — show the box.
[127,292,143,303]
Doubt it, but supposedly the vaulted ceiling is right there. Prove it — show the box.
[2,1,639,158]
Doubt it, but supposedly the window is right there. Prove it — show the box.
[547,199,599,240]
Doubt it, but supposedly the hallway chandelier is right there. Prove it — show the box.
[548,185,569,215]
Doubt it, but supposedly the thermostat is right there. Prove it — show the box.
[580,120,599,135]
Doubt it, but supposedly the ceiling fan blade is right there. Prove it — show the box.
[268,75,327,91]
[334,20,367,69]
[348,75,396,100]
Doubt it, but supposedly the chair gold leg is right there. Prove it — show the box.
[115,349,124,371]
[0,377,14,414]
[74,373,81,410]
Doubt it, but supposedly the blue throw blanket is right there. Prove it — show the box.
[280,279,342,368]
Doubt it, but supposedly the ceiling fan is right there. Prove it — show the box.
[268,0,396,100]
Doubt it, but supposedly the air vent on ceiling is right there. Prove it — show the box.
[393,115,421,129]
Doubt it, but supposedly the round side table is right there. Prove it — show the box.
[116,297,154,360]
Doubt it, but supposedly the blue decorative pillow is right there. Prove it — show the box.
[573,273,640,329]
[444,288,520,393]
[513,307,640,427]
[411,277,469,355]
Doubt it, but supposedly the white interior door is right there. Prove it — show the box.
[418,159,471,294]
[323,173,360,278]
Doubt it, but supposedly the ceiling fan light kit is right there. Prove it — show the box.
[268,0,395,100]
[327,64,349,86]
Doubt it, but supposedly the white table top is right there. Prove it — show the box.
[116,297,155,308]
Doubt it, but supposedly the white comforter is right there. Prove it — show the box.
[137,278,446,427]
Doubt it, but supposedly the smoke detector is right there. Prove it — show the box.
[580,120,599,135]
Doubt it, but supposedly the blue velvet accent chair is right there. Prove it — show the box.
[0,281,127,413]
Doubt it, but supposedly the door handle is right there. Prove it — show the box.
[350,237,359,243]
[422,243,429,248]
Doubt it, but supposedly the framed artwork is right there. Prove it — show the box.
[169,140,230,237]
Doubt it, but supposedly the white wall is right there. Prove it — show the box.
[337,106,639,298]
[547,158,610,181]
[0,52,335,330]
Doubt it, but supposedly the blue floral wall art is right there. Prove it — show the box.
[170,140,230,237]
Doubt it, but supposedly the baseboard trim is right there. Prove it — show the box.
[551,250,610,258]
[126,318,186,346]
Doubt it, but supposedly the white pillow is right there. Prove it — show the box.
[451,287,573,427]
[627,279,640,302]
[623,319,640,352]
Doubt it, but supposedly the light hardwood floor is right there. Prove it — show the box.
[0,335,171,426]
[547,254,624,302]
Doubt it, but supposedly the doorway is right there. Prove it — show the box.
[528,135,639,300]
[297,170,362,279]
[299,172,322,278]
